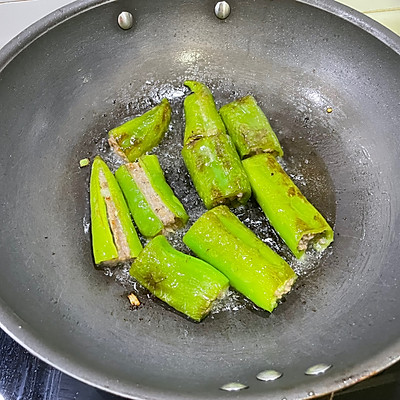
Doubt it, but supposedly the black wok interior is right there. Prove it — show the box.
[0,0,399,399]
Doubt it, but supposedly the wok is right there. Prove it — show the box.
[0,0,399,399]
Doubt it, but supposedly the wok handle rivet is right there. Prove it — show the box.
[256,369,283,381]
[305,363,332,376]
[220,382,248,391]
[118,11,133,30]
[215,1,231,20]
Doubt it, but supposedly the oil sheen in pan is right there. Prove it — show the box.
[84,80,336,319]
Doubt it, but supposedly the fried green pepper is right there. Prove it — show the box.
[115,155,188,238]
[130,235,229,322]
[182,134,251,209]
[219,95,283,159]
[90,156,142,265]
[183,80,226,145]
[108,98,171,162]
[242,153,334,258]
[183,205,297,312]
[182,81,251,209]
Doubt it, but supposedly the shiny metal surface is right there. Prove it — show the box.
[219,382,249,391]
[305,364,333,376]
[0,1,399,399]
[256,370,283,382]
[214,1,231,19]
[117,11,133,30]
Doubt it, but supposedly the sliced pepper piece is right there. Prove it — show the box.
[182,133,251,209]
[219,95,283,159]
[108,98,171,162]
[90,156,142,265]
[242,153,334,258]
[115,155,189,238]
[183,205,297,312]
[130,235,229,322]
[183,80,226,145]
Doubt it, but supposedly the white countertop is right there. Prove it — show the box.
[0,0,73,50]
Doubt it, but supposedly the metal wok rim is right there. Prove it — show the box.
[0,0,400,398]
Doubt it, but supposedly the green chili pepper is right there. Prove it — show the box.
[130,235,229,322]
[183,80,226,145]
[90,156,142,265]
[219,95,283,159]
[108,98,171,162]
[242,153,334,258]
[182,81,251,209]
[182,134,251,209]
[115,155,189,238]
[183,205,297,312]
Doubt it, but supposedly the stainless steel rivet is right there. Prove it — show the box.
[220,382,248,391]
[214,1,231,20]
[118,11,133,30]
[305,363,332,376]
[256,369,283,382]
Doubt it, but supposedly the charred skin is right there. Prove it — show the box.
[183,205,297,312]
[115,155,188,238]
[182,81,251,209]
[108,98,172,162]
[242,153,334,258]
[183,80,226,145]
[90,156,142,266]
[219,95,283,159]
[130,235,229,322]
[182,134,251,209]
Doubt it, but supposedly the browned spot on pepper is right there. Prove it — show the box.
[210,188,224,207]
[143,271,167,292]
[223,159,233,170]
[125,138,143,155]
[313,213,325,225]
[214,137,226,159]
[152,102,171,135]
[288,187,296,197]
[237,95,252,105]
[115,131,130,144]
[264,155,287,178]
[295,217,310,232]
